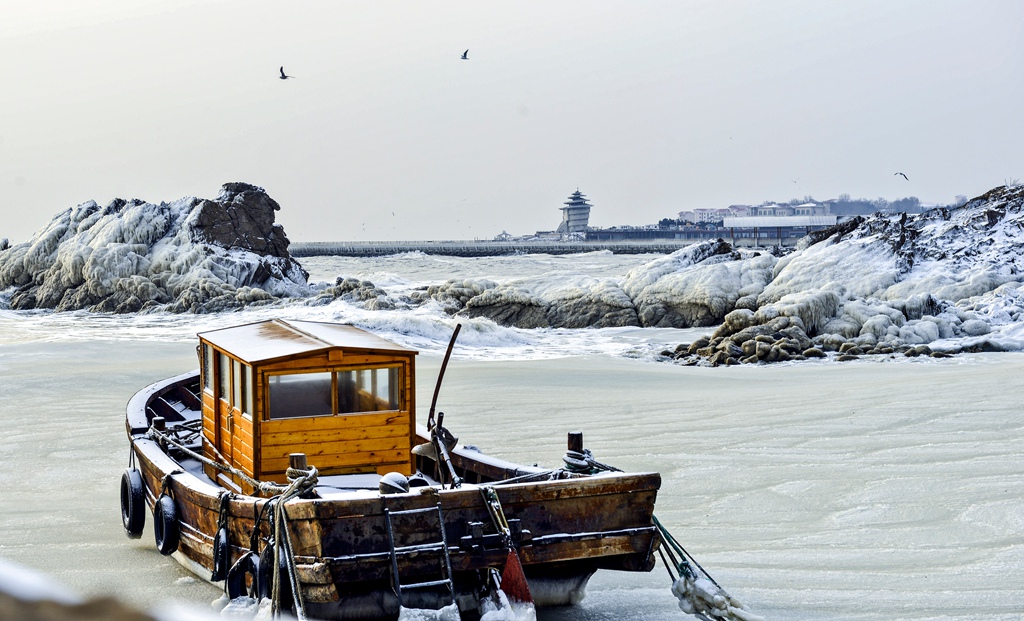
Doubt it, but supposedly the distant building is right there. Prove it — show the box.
[721,215,838,247]
[692,208,732,223]
[556,189,592,234]
[749,203,795,217]
[793,202,829,216]
[681,205,753,223]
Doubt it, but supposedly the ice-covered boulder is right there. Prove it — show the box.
[630,253,777,327]
[459,274,640,329]
[408,278,499,314]
[623,241,778,328]
[308,276,395,310]
[0,183,308,313]
[621,238,737,299]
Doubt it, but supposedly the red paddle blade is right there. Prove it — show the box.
[501,549,533,605]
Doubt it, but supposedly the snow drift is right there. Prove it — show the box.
[0,183,308,313]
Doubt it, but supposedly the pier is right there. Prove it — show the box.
[290,240,699,257]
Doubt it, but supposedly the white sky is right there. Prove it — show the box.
[1,1,1022,243]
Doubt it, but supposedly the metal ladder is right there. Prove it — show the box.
[383,502,456,609]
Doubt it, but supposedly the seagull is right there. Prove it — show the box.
[279,66,293,80]
[461,49,469,60]
[895,172,909,181]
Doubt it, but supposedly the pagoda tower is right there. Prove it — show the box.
[556,189,592,235]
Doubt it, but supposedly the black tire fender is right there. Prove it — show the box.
[153,494,180,556]
[120,468,146,539]
[211,525,231,582]
[257,543,293,611]
[226,551,259,599]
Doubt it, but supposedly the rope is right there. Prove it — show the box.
[144,422,318,619]
[653,516,763,621]
[562,448,623,474]
[268,467,318,620]
[145,425,299,496]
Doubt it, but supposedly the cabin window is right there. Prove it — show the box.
[201,344,213,393]
[268,372,332,419]
[242,364,254,416]
[218,352,231,403]
[232,359,242,409]
[337,366,400,413]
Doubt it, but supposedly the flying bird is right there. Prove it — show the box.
[895,172,909,181]
[461,49,469,60]
[279,66,293,80]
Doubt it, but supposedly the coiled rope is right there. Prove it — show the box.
[562,448,623,474]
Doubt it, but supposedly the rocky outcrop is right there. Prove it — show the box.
[628,251,777,327]
[665,184,1024,364]
[458,277,640,329]
[190,182,293,259]
[446,239,774,330]
[0,183,308,313]
[308,277,395,310]
[408,279,499,315]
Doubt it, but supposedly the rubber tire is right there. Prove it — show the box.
[258,543,293,612]
[120,468,146,539]
[153,494,180,556]
[211,526,231,582]
[226,552,258,599]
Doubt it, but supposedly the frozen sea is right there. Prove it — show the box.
[0,252,1022,620]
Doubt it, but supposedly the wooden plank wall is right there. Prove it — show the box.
[260,411,413,478]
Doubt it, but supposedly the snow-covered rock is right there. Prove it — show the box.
[459,274,639,329]
[0,183,308,313]
[670,184,1024,364]
[629,251,777,327]
[408,278,499,314]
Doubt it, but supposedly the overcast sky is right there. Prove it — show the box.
[1,1,1022,243]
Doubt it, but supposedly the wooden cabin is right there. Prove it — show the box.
[197,319,417,493]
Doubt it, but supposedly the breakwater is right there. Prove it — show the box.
[291,240,697,257]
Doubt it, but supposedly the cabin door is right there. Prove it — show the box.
[215,353,235,484]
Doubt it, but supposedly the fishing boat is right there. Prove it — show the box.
[120,318,664,619]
